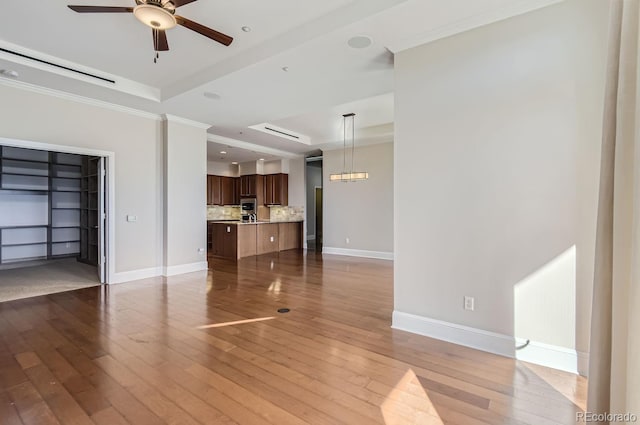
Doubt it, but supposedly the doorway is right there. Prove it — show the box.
[305,156,323,252]
[315,187,323,251]
[0,143,109,301]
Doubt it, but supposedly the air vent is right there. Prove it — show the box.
[248,123,311,145]
[0,47,115,84]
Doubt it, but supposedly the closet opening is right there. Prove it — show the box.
[0,144,108,302]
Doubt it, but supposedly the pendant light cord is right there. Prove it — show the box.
[350,114,355,180]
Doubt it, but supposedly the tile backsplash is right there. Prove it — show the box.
[269,206,304,222]
[207,206,241,220]
[207,205,303,222]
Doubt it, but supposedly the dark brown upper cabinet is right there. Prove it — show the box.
[207,175,238,205]
[264,173,288,206]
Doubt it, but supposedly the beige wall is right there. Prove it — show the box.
[0,84,162,276]
[323,142,393,255]
[163,118,207,269]
[394,0,607,369]
[287,157,305,208]
[207,161,239,177]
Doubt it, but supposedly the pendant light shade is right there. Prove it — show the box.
[330,113,369,182]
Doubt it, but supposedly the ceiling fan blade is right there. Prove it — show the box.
[68,5,133,13]
[153,29,169,51]
[171,0,198,7]
[175,16,233,46]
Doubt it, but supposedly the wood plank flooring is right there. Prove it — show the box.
[0,251,586,424]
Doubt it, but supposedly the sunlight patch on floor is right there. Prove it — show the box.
[197,316,275,329]
[381,369,444,424]
[521,362,587,411]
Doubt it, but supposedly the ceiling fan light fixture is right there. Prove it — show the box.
[133,4,177,29]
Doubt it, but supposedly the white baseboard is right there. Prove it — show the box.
[515,338,589,376]
[322,247,394,261]
[110,267,161,284]
[392,311,514,357]
[108,261,210,284]
[392,311,588,375]
[162,261,208,277]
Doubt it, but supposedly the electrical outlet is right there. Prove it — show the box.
[464,296,475,311]
[346,237,350,244]
[198,248,205,255]
[270,236,275,242]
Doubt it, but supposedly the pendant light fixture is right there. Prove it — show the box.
[330,113,369,182]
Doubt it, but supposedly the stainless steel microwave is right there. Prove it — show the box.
[240,198,256,212]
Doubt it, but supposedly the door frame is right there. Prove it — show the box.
[0,136,115,284]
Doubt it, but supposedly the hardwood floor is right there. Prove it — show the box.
[0,251,586,424]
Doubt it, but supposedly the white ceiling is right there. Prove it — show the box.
[0,0,564,162]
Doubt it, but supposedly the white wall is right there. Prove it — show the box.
[163,118,208,272]
[0,84,162,276]
[323,142,393,257]
[394,0,607,373]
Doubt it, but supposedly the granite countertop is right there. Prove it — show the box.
[207,220,303,225]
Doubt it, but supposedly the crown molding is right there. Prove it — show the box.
[207,133,303,159]
[387,0,565,53]
[162,114,211,129]
[0,77,162,121]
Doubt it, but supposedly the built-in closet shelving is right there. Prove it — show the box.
[0,145,92,265]
[79,157,100,266]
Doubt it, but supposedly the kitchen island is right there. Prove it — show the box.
[207,220,303,260]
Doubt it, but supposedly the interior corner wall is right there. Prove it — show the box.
[394,0,607,369]
[0,84,163,278]
[287,157,305,208]
[163,119,207,272]
[323,142,393,256]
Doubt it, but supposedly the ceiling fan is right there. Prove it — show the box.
[68,0,233,62]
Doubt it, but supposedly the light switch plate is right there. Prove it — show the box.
[126,215,137,222]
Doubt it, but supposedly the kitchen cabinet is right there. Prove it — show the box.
[278,222,302,251]
[264,173,288,206]
[210,223,237,258]
[207,175,221,205]
[220,176,237,205]
[237,225,257,258]
[240,174,265,206]
[207,175,238,205]
[256,223,279,255]
[209,221,302,259]
[239,174,257,197]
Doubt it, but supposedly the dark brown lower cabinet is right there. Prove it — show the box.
[208,221,302,259]
[278,222,302,251]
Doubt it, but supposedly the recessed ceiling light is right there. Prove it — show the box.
[232,162,239,165]
[241,26,251,32]
[220,151,227,154]
[281,66,289,72]
[347,35,372,49]
[259,158,265,161]
[0,69,19,79]
[203,92,221,100]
